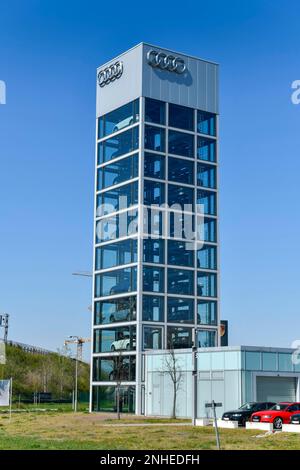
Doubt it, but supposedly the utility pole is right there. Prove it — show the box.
[192,327,198,426]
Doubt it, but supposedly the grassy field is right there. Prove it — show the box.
[0,412,300,450]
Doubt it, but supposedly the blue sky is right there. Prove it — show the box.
[0,0,300,355]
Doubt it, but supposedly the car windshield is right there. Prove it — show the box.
[270,404,289,411]
[238,402,255,410]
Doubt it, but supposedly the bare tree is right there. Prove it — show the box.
[163,348,183,419]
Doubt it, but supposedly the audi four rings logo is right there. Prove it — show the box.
[147,50,186,74]
[98,61,124,87]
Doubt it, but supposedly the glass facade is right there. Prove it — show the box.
[93,91,219,413]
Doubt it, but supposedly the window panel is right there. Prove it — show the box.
[97,181,138,216]
[142,295,164,322]
[197,272,217,297]
[169,212,195,240]
[98,99,139,138]
[168,184,194,212]
[197,163,216,189]
[169,130,194,158]
[144,180,165,206]
[145,98,166,125]
[197,329,216,347]
[197,190,216,216]
[143,326,163,350]
[94,296,136,325]
[167,297,194,324]
[95,209,138,243]
[145,125,166,152]
[168,268,194,296]
[197,244,217,270]
[144,152,165,180]
[197,111,216,136]
[167,326,192,349]
[92,385,135,413]
[93,356,136,382]
[169,103,194,131]
[143,266,164,293]
[93,326,136,353]
[168,240,194,267]
[143,209,164,238]
[197,300,217,325]
[95,267,137,298]
[197,137,216,162]
[143,239,165,264]
[95,239,137,270]
[97,154,138,190]
[168,157,194,185]
[197,217,217,243]
[98,127,139,164]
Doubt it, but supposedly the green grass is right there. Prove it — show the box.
[0,412,300,450]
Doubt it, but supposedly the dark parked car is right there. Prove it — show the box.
[222,401,276,426]
[290,414,300,425]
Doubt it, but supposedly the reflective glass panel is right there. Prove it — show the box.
[197,137,216,162]
[143,326,163,350]
[197,300,217,325]
[92,385,135,413]
[168,268,194,296]
[144,152,166,180]
[197,272,217,297]
[169,130,194,158]
[167,297,194,324]
[143,239,165,264]
[168,240,194,267]
[197,111,216,136]
[143,266,164,293]
[97,154,138,190]
[95,209,138,243]
[93,356,136,382]
[94,296,136,325]
[145,98,166,125]
[98,127,139,164]
[142,295,164,322]
[145,125,166,152]
[95,267,137,298]
[167,326,192,349]
[93,326,136,353]
[98,99,139,138]
[197,190,216,216]
[197,329,216,347]
[169,103,194,131]
[168,184,194,212]
[197,163,216,189]
[97,181,138,216]
[95,239,137,270]
[144,180,165,206]
[197,244,217,270]
[168,157,194,185]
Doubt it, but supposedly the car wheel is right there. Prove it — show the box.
[273,417,283,430]
[111,345,115,351]
[110,315,115,322]
[126,343,130,350]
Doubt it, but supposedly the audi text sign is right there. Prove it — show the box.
[146,50,186,74]
[98,61,123,87]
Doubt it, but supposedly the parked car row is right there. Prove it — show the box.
[222,401,300,429]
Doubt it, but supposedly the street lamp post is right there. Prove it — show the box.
[68,335,80,413]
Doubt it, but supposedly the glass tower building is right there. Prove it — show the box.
[91,43,219,414]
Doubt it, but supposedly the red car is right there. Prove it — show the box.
[251,402,300,429]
